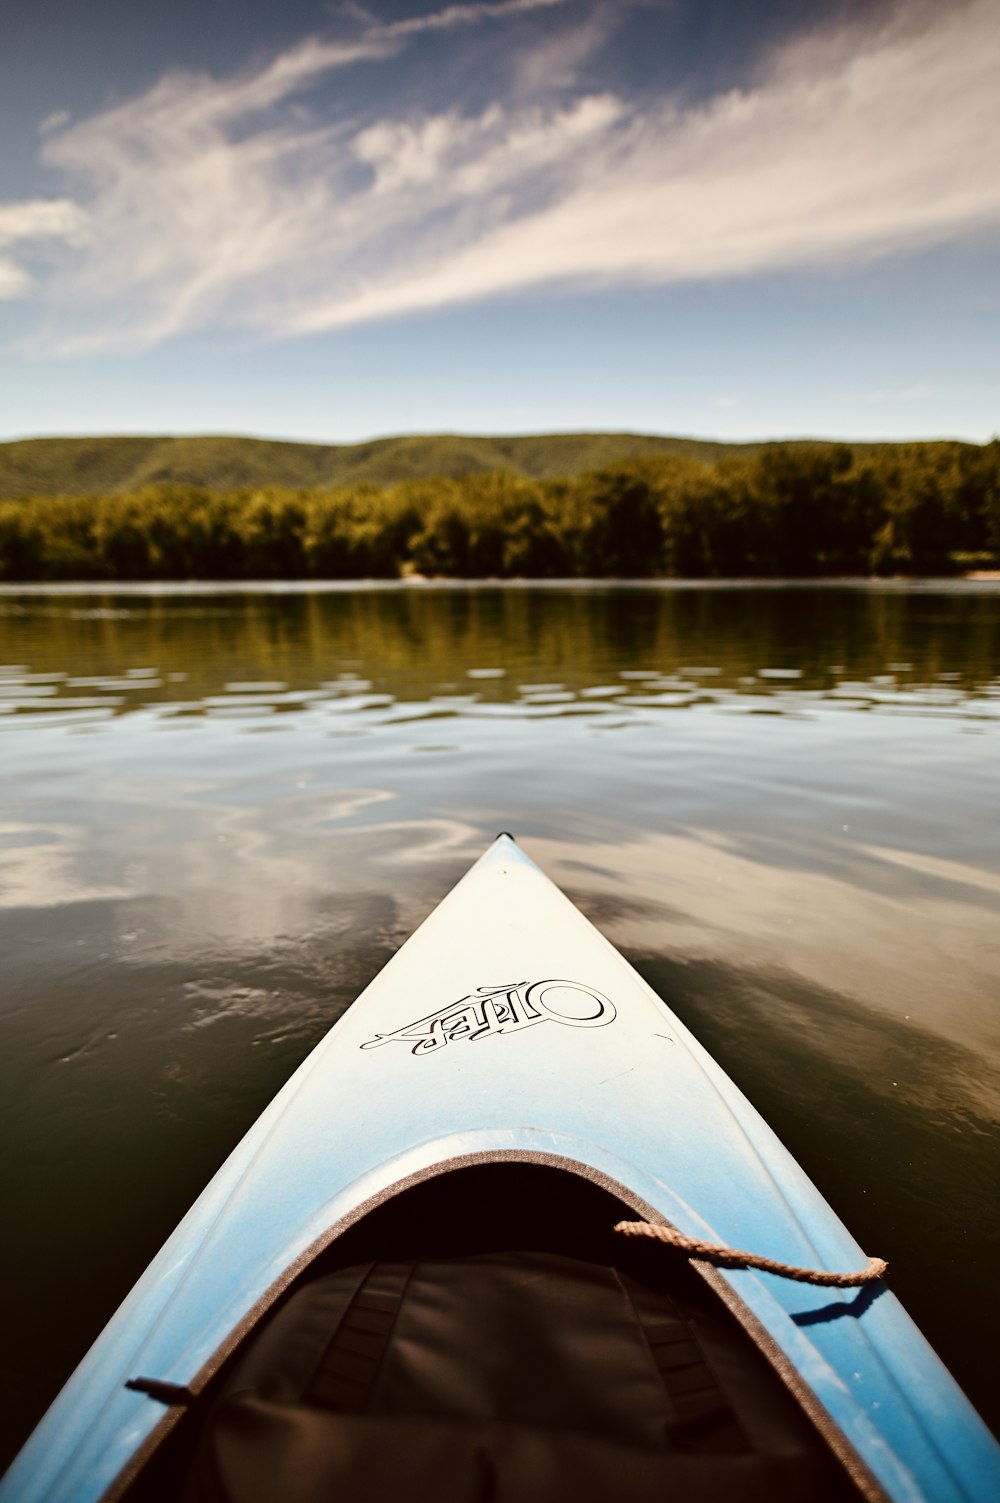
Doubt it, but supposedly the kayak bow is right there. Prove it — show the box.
[3,834,997,1503]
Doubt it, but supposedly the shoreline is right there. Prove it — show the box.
[2,574,1000,596]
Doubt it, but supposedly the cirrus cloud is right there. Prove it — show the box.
[3,0,999,352]
[0,199,87,299]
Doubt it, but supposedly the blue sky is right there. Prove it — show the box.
[1,0,998,444]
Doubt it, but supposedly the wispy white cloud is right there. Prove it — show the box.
[327,0,569,32]
[353,93,623,201]
[0,199,87,298]
[508,6,617,97]
[287,0,1000,333]
[38,110,71,137]
[377,0,570,38]
[4,0,1000,350]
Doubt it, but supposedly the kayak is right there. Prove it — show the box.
[3,833,998,1503]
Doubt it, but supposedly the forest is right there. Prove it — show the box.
[0,439,997,581]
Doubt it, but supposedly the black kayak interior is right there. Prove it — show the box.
[121,1162,863,1503]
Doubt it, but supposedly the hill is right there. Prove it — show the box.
[0,435,995,581]
[0,430,787,499]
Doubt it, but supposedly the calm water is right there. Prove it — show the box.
[2,580,999,1464]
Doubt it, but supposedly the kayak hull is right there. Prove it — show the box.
[3,835,998,1503]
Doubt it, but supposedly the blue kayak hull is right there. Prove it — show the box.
[3,835,998,1502]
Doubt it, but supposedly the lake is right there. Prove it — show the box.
[1,578,998,1466]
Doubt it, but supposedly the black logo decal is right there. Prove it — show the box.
[360,980,616,1057]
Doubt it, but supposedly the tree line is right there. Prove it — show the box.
[1,440,997,581]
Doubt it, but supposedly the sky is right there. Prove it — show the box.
[1,0,998,445]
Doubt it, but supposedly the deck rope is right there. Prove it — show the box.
[614,1221,887,1287]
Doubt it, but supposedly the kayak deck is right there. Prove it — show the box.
[3,835,998,1503]
[120,1163,860,1503]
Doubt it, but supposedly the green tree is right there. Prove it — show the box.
[0,502,44,580]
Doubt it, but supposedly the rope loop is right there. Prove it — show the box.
[614,1221,887,1287]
